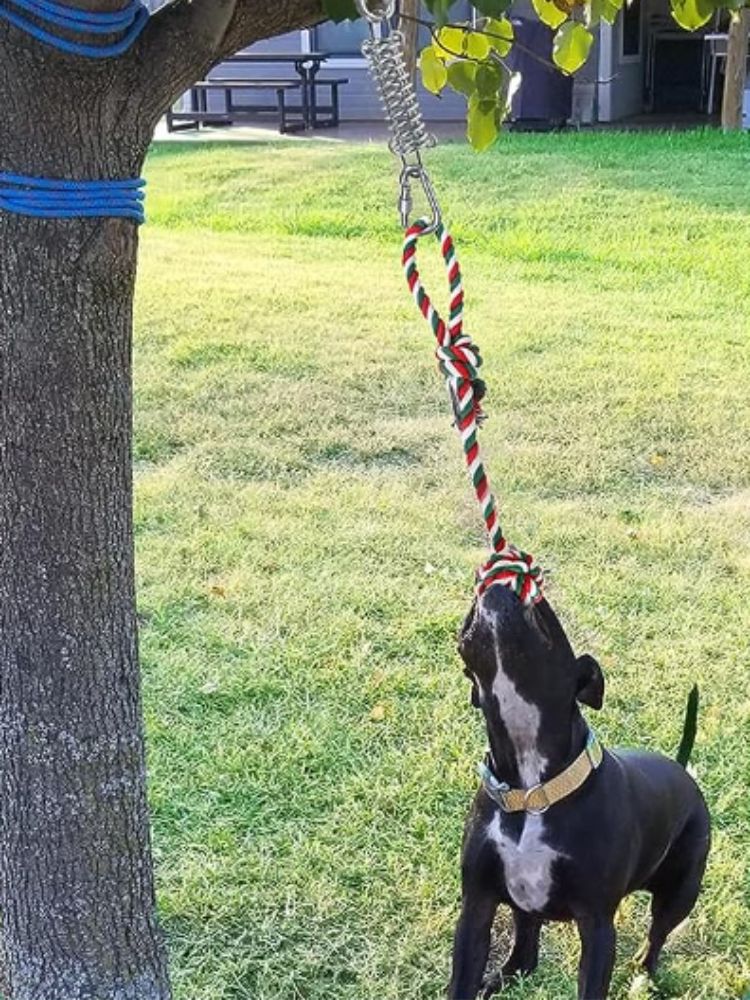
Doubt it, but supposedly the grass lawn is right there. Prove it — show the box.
[137,130,750,1000]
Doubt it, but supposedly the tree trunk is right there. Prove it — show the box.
[721,8,750,130]
[0,40,170,1000]
[399,0,420,79]
[0,2,322,997]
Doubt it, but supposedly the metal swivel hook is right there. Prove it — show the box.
[356,0,442,235]
[399,162,442,236]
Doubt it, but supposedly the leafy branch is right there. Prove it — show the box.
[400,11,557,72]
[322,0,734,150]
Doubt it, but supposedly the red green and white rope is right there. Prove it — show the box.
[402,219,544,605]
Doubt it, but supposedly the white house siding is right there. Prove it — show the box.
[147,0,656,127]
[211,26,468,122]
[510,0,646,123]
[596,6,644,121]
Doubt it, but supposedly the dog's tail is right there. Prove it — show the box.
[676,685,699,768]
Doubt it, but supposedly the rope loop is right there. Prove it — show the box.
[402,219,544,606]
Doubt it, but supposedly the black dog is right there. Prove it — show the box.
[449,584,710,1000]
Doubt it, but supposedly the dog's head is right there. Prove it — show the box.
[458,584,603,778]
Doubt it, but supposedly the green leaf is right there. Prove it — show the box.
[420,45,449,94]
[586,0,623,25]
[423,0,458,26]
[447,61,478,96]
[585,0,601,26]
[473,0,513,15]
[467,93,499,151]
[552,21,593,73]
[670,0,713,30]
[323,0,359,22]
[602,0,624,24]
[532,0,568,28]
[475,61,504,98]
[485,16,514,55]
[465,29,491,59]
[436,25,468,56]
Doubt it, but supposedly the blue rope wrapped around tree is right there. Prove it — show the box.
[0,173,146,223]
[0,0,148,58]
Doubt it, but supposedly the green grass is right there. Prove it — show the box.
[137,130,750,1000]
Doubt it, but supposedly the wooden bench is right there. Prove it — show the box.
[167,75,350,134]
[166,80,304,134]
[309,77,349,128]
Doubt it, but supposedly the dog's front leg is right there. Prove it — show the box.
[448,892,498,1000]
[576,915,616,1000]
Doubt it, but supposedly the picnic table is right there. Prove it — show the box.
[167,51,348,133]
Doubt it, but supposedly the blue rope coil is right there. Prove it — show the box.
[0,0,148,57]
[0,173,146,223]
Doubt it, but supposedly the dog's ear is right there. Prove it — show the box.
[575,654,604,710]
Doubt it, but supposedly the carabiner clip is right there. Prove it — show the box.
[399,163,442,236]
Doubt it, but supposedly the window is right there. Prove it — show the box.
[314,19,372,56]
[622,0,641,59]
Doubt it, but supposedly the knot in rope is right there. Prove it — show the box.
[434,338,487,422]
[435,337,481,382]
[478,547,545,605]
[402,219,544,606]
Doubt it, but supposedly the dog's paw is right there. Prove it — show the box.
[480,974,504,999]
[481,970,523,997]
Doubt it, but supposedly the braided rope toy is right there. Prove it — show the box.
[402,220,544,605]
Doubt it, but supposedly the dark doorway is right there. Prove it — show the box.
[650,37,704,111]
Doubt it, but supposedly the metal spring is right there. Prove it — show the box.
[361,31,435,159]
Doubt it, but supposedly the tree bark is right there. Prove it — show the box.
[399,0,420,79]
[0,36,171,1000]
[721,8,750,130]
[0,1,322,997]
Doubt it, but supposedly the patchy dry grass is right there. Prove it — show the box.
[137,131,750,1000]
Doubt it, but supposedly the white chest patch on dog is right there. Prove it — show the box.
[486,812,559,912]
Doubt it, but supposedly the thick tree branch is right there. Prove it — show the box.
[399,0,419,78]
[138,0,324,123]
[136,0,237,116]
[215,0,324,63]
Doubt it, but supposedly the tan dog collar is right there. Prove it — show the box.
[479,731,604,815]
